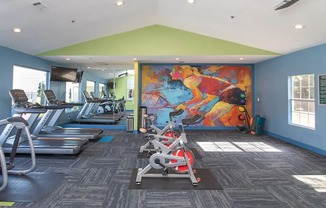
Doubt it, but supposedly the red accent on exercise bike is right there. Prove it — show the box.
[170,148,194,173]
[162,130,179,146]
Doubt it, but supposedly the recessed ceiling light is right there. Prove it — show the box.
[13,28,22,33]
[188,0,195,4]
[116,1,124,6]
[66,58,70,61]
[294,24,304,29]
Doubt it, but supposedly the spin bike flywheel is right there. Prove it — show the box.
[162,130,179,146]
[169,147,195,173]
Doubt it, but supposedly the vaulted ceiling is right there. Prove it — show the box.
[1,0,326,77]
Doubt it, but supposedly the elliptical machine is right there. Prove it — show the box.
[136,114,204,186]
[0,117,36,191]
[138,109,183,155]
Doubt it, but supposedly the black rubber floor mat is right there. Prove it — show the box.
[129,168,223,190]
[0,172,65,202]
[138,148,202,159]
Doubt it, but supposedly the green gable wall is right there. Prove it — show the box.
[39,25,279,56]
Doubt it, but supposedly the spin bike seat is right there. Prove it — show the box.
[139,127,148,133]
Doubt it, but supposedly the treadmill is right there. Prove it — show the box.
[0,89,85,155]
[75,91,120,124]
[90,92,126,117]
[31,90,103,140]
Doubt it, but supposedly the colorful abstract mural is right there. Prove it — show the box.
[141,64,252,127]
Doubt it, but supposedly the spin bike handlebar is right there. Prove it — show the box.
[181,114,205,127]
[169,109,184,118]
[144,109,184,122]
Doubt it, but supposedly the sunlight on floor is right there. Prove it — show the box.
[197,141,282,152]
[293,175,326,192]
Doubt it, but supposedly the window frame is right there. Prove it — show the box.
[289,74,315,130]
[13,65,48,105]
[86,80,95,94]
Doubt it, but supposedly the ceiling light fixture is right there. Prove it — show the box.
[175,58,180,61]
[239,57,244,61]
[66,58,70,61]
[13,28,22,33]
[188,0,195,4]
[294,24,304,29]
[116,1,124,6]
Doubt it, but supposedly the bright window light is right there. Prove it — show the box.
[214,142,243,152]
[293,175,326,192]
[234,142,281,152]
[196,142,221,152]
[233,142,263,152]
[289,74,315,129]
[197,142,281,152]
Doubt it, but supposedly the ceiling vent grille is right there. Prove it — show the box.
[32,1,49,11]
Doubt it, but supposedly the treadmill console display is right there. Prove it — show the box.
[10,89,29,103]
[44,90,56,100]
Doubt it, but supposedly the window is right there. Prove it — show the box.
[86,81,95,93]
[13,65,47,105]
[99,83,106,97]
[289,74,315,129]
[66,82,80,103]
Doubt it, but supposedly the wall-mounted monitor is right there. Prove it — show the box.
[75,71,84,83]
[50,66,77,82]
[108,82,116,89]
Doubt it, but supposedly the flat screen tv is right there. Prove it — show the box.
[75,71,84,83]
[107,82,116,89]
[50,66,77,82]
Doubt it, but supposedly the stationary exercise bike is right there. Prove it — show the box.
[136,114,204,186]
[138,109,184,154]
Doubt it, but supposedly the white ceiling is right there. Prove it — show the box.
[1,0,326,78]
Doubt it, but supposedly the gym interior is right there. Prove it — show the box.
[0,1,325,207]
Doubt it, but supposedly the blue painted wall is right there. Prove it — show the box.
[0,46,52,119]
[79,71,107,101]
[0,45,107,120]
[255,43,326,155]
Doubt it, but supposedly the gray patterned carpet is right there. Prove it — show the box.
[4,130,326,208]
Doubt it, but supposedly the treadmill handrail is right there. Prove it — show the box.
[0,116,36,191]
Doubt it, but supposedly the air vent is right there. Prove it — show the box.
[32,1,49,11]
